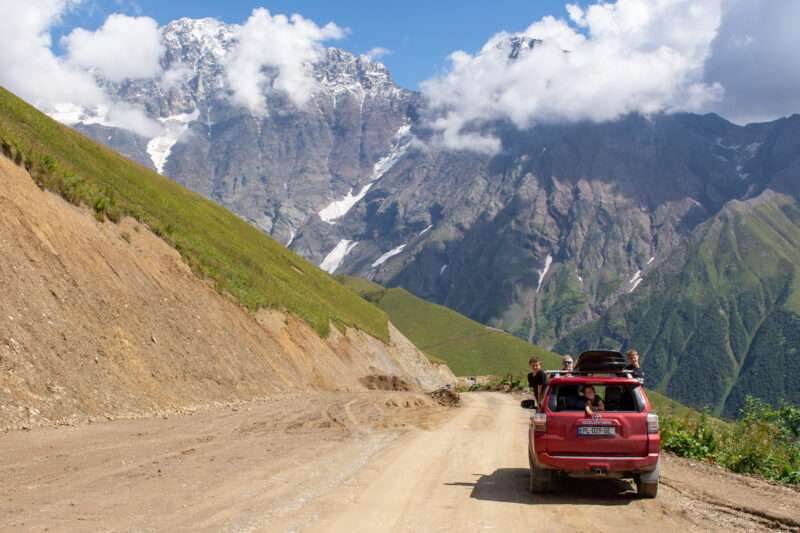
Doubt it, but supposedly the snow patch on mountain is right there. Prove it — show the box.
[319,185,373,224]
[146,110,200,174]
[372,244,406,268]
[320,239,358,273]
[319,124,412,224]
[715,137,741,151]
[628,270,643,293]
[744,142,762,157]
[440,264,448,275]
[418,225,433,236]
[285,229,296,247]
[368,124,411,180]
[536,254,553,293]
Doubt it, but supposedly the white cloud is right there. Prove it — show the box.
[64,13,164,82]
[159,64,192,91]
[0,0,105,109]
[223,8,345,111]
[703,0,800,124]
[421,0,724,153]
[0,0,160,136]
[363,47,391,62]
[103,101,162,136]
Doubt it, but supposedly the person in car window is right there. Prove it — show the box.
[624,349,645,383]
[556,356,580,409]
[527,356,546,407]
[583,385,605,416]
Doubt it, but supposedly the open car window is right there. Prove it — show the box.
[550,384,644,412]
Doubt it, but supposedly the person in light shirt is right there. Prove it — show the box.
[556,355,574,377]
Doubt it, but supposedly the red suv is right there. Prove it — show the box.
[528,350,660,497]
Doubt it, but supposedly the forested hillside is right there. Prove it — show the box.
[556,194,800,416]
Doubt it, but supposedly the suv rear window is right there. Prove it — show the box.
[548,384,645,412]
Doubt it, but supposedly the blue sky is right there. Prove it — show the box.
[52,0,573,91]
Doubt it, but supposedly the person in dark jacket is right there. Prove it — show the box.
[624,349,645,383]
[527,356,547,407]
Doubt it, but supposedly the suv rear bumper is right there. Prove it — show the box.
[534,451,659,473]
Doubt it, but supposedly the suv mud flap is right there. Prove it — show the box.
[636,457,660,498]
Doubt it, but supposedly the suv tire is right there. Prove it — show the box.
[529,450,552,494]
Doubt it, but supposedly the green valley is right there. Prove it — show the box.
[338,275,561,375]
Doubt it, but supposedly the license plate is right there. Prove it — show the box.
[578,426,615,436]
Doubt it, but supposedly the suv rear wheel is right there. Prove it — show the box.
[529,450,552,494]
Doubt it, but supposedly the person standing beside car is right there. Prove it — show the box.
[527,356,547,408]
[624,349,645,383]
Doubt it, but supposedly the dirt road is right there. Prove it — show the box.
[1,392,798,532]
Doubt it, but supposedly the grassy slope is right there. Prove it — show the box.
[556,196,800,416]
[337,275,561,376]
[0,86,388,341]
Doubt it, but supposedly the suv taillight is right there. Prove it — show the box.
[646,412,659,433]
[534,412,547,432]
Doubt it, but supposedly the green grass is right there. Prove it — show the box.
[0,85,389,341]
[659,396,799,485]
[426,333,559,376]
[337,275,561,375]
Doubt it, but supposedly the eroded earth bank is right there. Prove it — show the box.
[0,155,452,431]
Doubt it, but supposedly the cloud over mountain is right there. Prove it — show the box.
[223,8,345,110]
[0,2,345,127]
[420,0,724,152]
[64,13,165,83]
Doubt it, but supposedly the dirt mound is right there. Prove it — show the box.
[0,156,455,430]
[359,374,414,391]
[426,388,460,407]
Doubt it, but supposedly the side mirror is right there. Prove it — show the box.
[520,399,537,409]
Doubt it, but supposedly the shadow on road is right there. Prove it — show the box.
[445,468,636,506]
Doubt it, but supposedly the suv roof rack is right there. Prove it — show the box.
[544,370,636,379]
[574,350,627,372]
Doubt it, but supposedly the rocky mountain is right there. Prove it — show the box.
[57,19,800,413]
[73,17,419,249]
